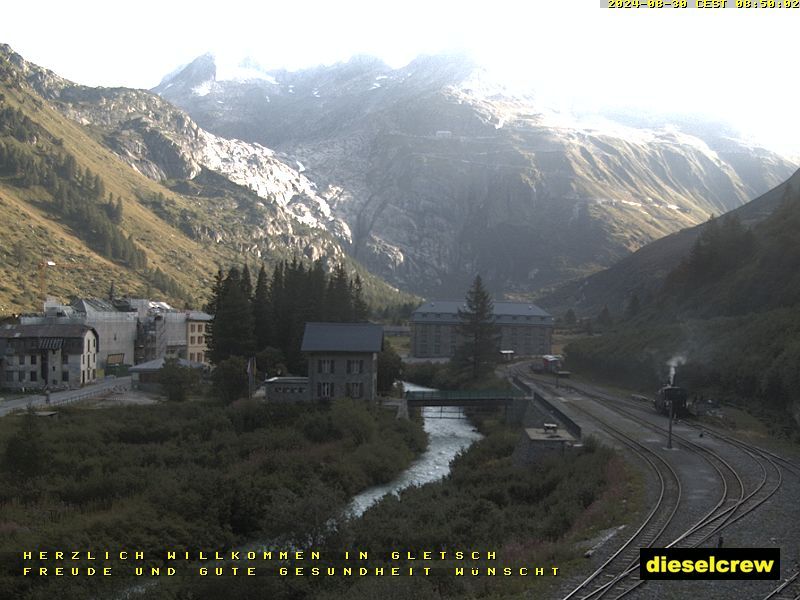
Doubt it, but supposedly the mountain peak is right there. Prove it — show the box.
[154,53,216,94]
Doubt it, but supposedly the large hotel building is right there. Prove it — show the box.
[410,300,554,359]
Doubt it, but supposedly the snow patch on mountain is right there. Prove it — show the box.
[192,80,213,96]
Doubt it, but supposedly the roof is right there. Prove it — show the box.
[0,323,97,340]
[301,322,384,353]
[185,311,212,321]
[72,298,119,313]
[129,357,206,373]
[410,300,553,325]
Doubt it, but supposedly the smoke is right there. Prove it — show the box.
[667,354,687,386]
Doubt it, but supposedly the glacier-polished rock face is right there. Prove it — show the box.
[155,53,797,296]
[7,44,354,258]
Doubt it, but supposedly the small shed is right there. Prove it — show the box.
[264,376,310,403]
[513,423,575,465]
[129,357,205,392]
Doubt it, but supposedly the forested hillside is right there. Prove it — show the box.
[0,47,412,313]
[565,180,800,432]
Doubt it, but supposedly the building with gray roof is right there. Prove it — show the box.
[300,322,383,402]
[0,323,99,390]
[22,298,137,371]
[410,300,553,359]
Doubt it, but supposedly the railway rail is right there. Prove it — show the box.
[509,366,792,600]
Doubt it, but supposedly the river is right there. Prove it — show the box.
[345,382,483,517]
[112,382,481,598]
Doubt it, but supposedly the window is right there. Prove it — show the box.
[18,371,25,382]
[189,353,195,362]
[318,382,334,398]
[198,336,204,344]
[30,371,37,382]
[62,353,68,364]
[190,336,196,345]
[190,324,196,333]
[317,359,335,374]
[30,355,37,365]
[62,371,69,382]
[346,359,364,374]
[92,369,96,380]
[347,382,364,399]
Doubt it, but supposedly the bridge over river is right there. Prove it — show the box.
[402,389,526,418]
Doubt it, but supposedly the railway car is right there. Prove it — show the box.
[654,385,688,417]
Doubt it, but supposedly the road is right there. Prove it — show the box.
[0,376,132,417]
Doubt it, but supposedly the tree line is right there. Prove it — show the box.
[0,102,146,270]
[206,259,370,377]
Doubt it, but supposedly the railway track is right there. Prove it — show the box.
[509,367,789,600]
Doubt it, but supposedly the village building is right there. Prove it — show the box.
[263,376,311,403]
[21,298,211,369]
[409,300,554,359]
[164,310,212,365]
[128,357,206,393]
[264,322,384,403]
[0,323,99,390]
[21,298,137,374]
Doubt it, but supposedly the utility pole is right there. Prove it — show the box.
[667,396,674,449]
[37,260,56,304]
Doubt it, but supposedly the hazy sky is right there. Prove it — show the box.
[2,0,799,155]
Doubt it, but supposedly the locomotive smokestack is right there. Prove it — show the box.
[667,354,686,387]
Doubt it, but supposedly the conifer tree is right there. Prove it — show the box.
[351,274,369,322]
[207,267,255,364]
[454,275,500,381]
[241,263,253,301]
[327,264,352,322]
[253,264,271,351]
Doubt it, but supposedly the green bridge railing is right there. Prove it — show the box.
[404,389,526,401]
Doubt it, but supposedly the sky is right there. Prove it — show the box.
[2,0,799,155]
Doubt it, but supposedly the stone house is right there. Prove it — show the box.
[300,322,383,402]
[0,323,99,390]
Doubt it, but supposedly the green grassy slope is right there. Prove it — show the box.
[0,52,415,313]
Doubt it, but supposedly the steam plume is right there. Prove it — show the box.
[667,354,687,386]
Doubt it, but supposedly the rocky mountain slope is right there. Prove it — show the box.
[156,53,797,297]
[562,168,800,427]
[537,168,800,318]
[0,44,410,313]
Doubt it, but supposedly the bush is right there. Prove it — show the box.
[213,356,249,403]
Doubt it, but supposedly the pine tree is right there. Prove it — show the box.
[327,264,352,322]
[241,263,253,301]
[205,268,225,315]
[253,264,271,351]
[454,275,500,381]
[208,267,256,364]
[350,274,369,321]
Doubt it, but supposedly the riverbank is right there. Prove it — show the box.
[0,398,427,600]
[152,411,634,600]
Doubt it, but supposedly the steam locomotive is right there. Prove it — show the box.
[654,385,688,417]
